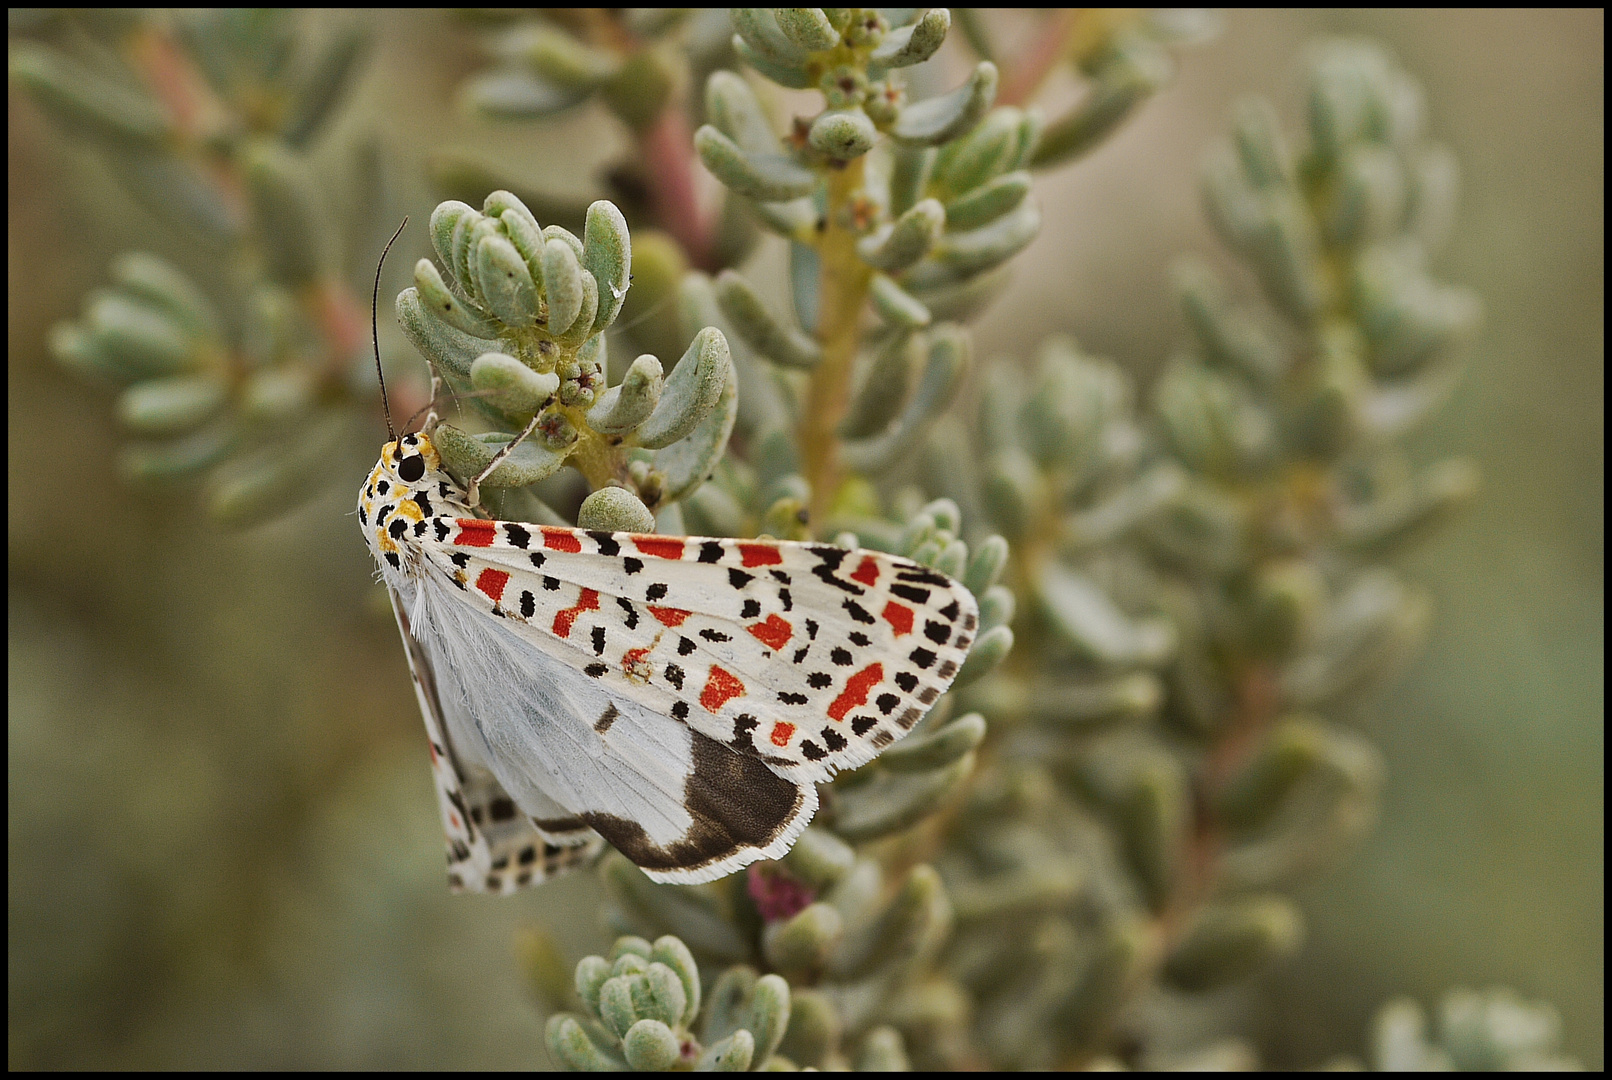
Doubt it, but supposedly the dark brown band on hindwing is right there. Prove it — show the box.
[531,815,589,834]
[581,730,805,873]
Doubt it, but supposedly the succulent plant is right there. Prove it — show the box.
[12,8,1586,1073]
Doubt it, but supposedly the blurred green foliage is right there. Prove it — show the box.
[8,8,1600,1070]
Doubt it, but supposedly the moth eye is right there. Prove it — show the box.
[397,455,426,482]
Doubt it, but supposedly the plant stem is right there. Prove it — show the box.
[800,158,871,528]
[1159,662,1281,942]
[641,103,715,270]
[996,9,1079,107]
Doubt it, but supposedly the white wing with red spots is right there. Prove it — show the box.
[418,518,979,785]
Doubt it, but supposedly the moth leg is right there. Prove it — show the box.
[467,410,543,508]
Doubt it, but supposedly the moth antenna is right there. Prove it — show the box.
[373,217,409,443]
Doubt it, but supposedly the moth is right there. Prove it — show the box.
[358,433,979,890]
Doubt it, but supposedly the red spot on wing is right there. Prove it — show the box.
[475,568,510,602]
[700,665,746,713]
[770,722,795,747]
[622,647,651,675]
[747,613,793,650]
[648,606,691,627]
[882,601,914,637]
[552,588,600,638]
[455,519,496,547]
[851,555,880,586]
[634,536,685,560]
[738,543,783,567]
[828,663,884,722]
[541,526,583,553]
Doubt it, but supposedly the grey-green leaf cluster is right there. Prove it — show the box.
[544,933,788,1071]
[700,11,1038,336]
[399,191,734,521]
[22,10,384,527]
[1358,987,1584,1071]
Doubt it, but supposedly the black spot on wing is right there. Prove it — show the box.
[700,629,731,643]
[521,591,536,618]
[830,647,853,666]
[730,568,754,590]
[876,693,899,714]
[924,620,950,644]
[646,582,668,601]
[595,703,618,734]
[585,663,607,678]
[592,626,607,655]
[895,671,918,693]
[891,584,931,604]
[699,541,723,563]
[807,672,832,689]
[810,549,864,595]
[665,663,685,690]
[843,599,875,624]
[937,660,957,679]
[678,637,696,656]
[821,727,848,752]
[909,647,937,669]
[617,596,639,629]
[731,713,759,752]
[740,599,761,619]
[897,565,951,587]
[503,523,530,548]
[849,631,870,647]
[623,557,643,575]
[851,715,877,736]
[778,691,807,705]
[589,531,620,555]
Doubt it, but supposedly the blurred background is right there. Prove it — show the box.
[8,9,1601,1068]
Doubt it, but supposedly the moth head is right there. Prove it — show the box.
[380,431,442,487]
